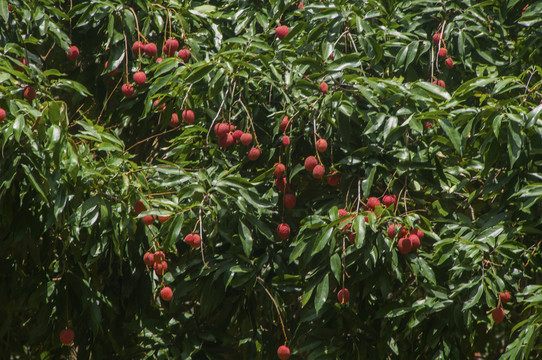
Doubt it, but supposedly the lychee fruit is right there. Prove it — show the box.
[387,223,400,238]
[326,171,340,186]
[279,116,290,132]
[316,138,328,152]
[158,215,171,223]
[0,108,5,122]
[275,25,290,40]
[169,113,179,128]
[275,177,290,193]
[191,234,201,248]
[59,329,74,345]
[366,197,380,210]
[500,291,511,304]
[277,345,291,360]
[433,33,441,43]
[274,163,286,178]
[284,193,296,209]
[409,234,420,251]
[338,208,349,218]
[182,109,195,124]
[411,229,424,240]
[160,286,173,301]
[142,215,154,226]
[282,135,290,146]
[232,130,244,142]
[163,38,179,56]
[382,195,396,207]
[438,48,447,58]
[133,71,146,85]
[397,237,411,255]
[492,307,505,323]
[319,81,328,94]
[143,252,155,266]
[122,84,134,97]
[154,251,165,263]
[277,223,290,240]
[24,86,36,100]
[132,41,144,55]
[312,164,325,179]
[144,43,157,57]
[337,288,350,304]
[248,147,261,161]
[304,156,318,171]
[215,123,230,137]
[134,199,146,215]
[178,49,191,62]
[445,57,454,69]
[184,234,194,246]
[154,260,168,275]
[66,46,79,61]
[156,57,163,63]
[298,2,304,9]
[437,80,446,89]
[154,99,166,111]
[218,133,234,148]
[240,133,253,145]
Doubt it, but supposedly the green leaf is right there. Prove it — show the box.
[330,254,341,282]
[463,281,484,311]
[311,226,335,255]
[314,274,329,314]
[353,215,366,248]
[238,221,253,257]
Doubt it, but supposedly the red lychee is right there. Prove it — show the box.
[154,260,168,275]
[277,223,290,240]
[284,193,296,209]
[387,223,400,238]
[240,133,253,145]
[160,286,173,301]
[312,164,325,179]
[59,329,74,345]
[316,138,328,152]
[298,2,304,9]
[411,229,424,240]
[191,234,201,248]
[215,123,230,137]
[133,71,146,85]
[218,133,234,148]
[122,84,134,97]
[24,86,36,100]
[163,38,179,56]
[158,215,171,223]
[132,41,144,55]
[178,49,191,62]
[169,113,179,128]
[182,109,195,124]
[500,291,511,304]
[304,156,318,171]
[134,199,146,215]
[319,81,328,94]
[184,234,194,246]
[409,234,420,251]
[433,33,441,43]
[277,345,291,360]
[492,307,505,323]
[0,108,5,122]
[142,215,154,226]
[366,197,380,210]
[437,80,446,89]
[382,195,396,207]
[66,46,79,61]
[445,57,454,69]
[326,171,340,186]
[143,252,155,266]
[154,251,165,263]
[274,163,286,178]
[438,48,447,58]
[248,147,261,161]
[279,116,290,132]
[144,43,157,57]
[282,135,290,146]
[397,237,411,255]
[338,208,348,218]
[275,177,290,193]
[337,288,350,304]
[275,25,290,40]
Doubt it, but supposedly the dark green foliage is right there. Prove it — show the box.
[1,0,542,359]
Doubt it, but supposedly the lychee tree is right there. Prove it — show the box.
[1,0,542,359]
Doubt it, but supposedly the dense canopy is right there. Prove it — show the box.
[1,0,542,359]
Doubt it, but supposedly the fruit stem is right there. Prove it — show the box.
[256,276,288,345]
[199,198,211,269]
[239,98,260,147]
[206,86,230,145]
[97,76,124,125]
[122,28,129,84]
[181,83,193,111]
[312,112,323,165]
